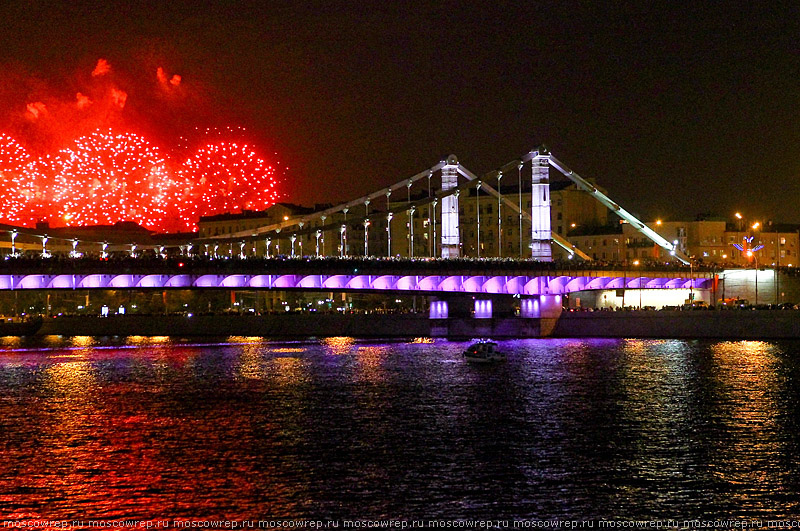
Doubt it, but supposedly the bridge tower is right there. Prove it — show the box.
[530,147,552,261]
[440,154,460,258]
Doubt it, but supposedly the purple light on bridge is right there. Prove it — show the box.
[0,270,710,294]
[474,299,492,319]
[429,300,448,319]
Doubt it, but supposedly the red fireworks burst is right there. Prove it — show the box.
[180,142,280,221]
[0,134,31,223]
[0,129,282,232]
[0,59,284,232]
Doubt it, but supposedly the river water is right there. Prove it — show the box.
[0,335,799,520]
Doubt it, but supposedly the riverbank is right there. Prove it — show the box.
[18,310,800,339]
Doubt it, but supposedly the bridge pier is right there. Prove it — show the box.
[428,294,562,338]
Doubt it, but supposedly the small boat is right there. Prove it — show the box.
[463,340,505,363]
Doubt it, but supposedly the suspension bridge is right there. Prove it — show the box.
[1,147,712,333]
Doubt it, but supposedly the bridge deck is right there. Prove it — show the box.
[0,257,714,294]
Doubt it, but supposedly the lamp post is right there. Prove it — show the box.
[751,222,760,306]
[748,250,758,305]
[386,213,393,257]
[363,219,370,256]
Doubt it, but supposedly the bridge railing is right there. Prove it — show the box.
[0,254,720,278]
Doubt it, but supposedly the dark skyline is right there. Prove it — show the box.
[2,1,799,223]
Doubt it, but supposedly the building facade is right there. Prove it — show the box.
[568,219,800,266]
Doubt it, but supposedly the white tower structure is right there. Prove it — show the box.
[440,155,460,258]
[530,148,552,261]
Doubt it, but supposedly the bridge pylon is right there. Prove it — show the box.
[440,155,460,258]
[529,147,552,262]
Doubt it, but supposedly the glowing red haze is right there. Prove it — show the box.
[0,59,283,232]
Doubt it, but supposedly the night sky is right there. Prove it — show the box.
[2,1,799,223]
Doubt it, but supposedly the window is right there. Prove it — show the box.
[557,212,562,220]
[557,226,562,234]
[781,237,786,245]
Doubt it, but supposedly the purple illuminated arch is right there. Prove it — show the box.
[221,275,249,288]
[373,275,399,290]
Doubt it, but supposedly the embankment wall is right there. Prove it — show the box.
[32,310,800,339]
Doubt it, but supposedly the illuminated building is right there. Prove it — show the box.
[568,219,800,266]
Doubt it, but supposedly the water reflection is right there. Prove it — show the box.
[0,337,799,518]
[322,336,356,356]
[704,340,786,515]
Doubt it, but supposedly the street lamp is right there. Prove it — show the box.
[386,213,393,257]
[748,250,759,305]
[633,259,642,308]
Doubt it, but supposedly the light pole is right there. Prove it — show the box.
[751,222,760,306]
[748,250,758,305]
[363,219,370,256]
[386,213,393,257]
